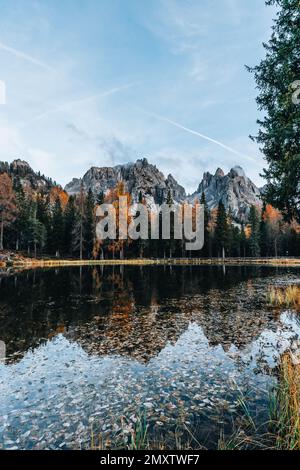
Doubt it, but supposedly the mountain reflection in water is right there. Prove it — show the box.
[0,265,299,449]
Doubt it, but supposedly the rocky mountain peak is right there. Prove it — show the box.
[191,165,261,221]
[135,157,149,167]
[0,158,54,194]
[229,165,246,179]
[166,174,186,201]
[215,168,225,178]
[11,158,31,169]
[65,158,186,203]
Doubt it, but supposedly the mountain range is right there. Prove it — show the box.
[1,157,262,221]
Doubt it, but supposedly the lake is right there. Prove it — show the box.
[0,265,299,449]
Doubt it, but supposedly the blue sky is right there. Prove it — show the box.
[0,0,276,192]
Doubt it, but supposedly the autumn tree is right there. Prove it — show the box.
[105,182,132,260]
[262,204,283,257]
[50,197,64,257]
[0,173,16,250]
[49,186,69,210]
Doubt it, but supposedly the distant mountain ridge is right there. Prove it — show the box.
[0,158,262,221]
[65,158,262,220]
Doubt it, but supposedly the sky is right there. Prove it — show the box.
[0,0,277,193]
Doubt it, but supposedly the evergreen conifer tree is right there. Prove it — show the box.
[248,0,300,221]
[215,201,228,259]
[249,206,261,257]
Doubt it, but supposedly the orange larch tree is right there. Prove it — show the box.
[0,173,17,250]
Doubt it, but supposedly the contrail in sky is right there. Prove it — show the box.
[144,110,256,162]
[20,83,136,128]
[0,41,54,72]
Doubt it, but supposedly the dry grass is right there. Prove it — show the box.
[267,285,300,310]
[5,257,300,270]
[269,352,300,450]
[90,413,206,451]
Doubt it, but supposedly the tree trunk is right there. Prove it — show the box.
[222,246,225,260]
[80,218,83,260]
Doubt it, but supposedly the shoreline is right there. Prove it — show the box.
[1,257,300,270]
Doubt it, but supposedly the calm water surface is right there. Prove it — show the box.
[0,265,299,449]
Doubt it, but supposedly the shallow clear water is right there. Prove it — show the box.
[0,265,299,449]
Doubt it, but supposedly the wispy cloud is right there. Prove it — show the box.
[0,40,54,72]
[20,83,136,128]
[0,0,272,189]
[143,110,256,162]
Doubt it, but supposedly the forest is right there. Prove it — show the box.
[0,170,299,260]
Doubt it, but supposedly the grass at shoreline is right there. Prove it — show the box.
[269,353,300,450]
[267,286,300,310]
[2,257,300,270]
